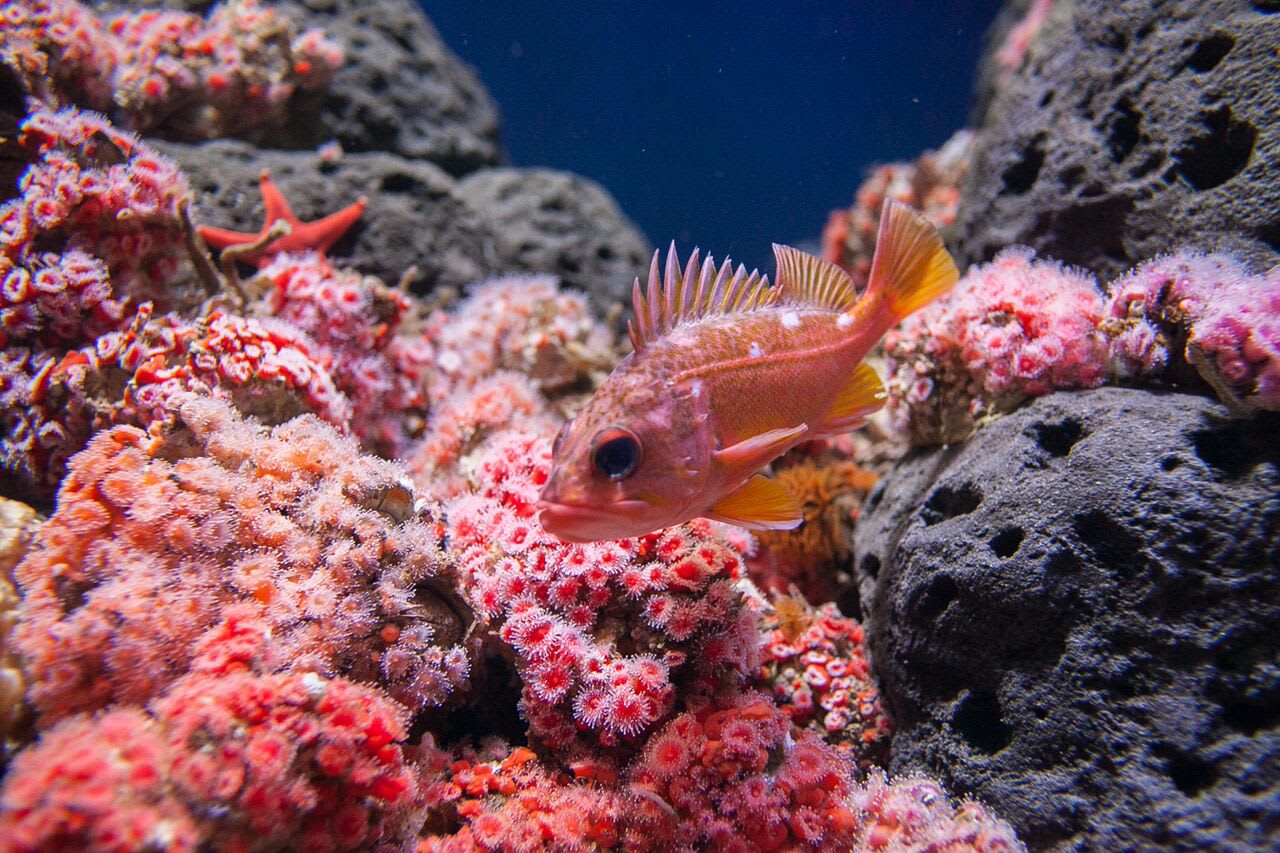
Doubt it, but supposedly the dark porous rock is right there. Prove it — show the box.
[853,387,1280,852]
[165,140,493,292]
[956,0,1280,281]
[456,167,653,310]
[275,0,501,173]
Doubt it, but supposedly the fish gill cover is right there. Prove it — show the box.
[0,1,1276,852]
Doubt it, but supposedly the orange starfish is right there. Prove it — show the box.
[198,169,367,267]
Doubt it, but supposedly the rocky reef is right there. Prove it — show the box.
[0,0,1276,851]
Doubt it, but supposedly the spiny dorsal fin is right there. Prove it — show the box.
[628,242,778,352]
[771,244,859,312]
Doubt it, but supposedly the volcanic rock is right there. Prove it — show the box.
[456,168,653,310]
[956,0,1280,281]
[853,387,1280,852]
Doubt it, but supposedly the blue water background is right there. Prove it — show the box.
[426,1,1003,274]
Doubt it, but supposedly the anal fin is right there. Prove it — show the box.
[706,474,803,531]
[815,363,885,436]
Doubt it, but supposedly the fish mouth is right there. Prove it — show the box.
[536,498,654,543]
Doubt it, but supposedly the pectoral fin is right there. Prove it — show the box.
[712,424,809,473]
[815,363,886,436]
[706,474,803,530]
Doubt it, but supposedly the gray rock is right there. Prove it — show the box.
[956,0,1280,281]
[853,387,1280,852]
[272,0,502,173]
[456,167,653,310]
[165,140,494,293]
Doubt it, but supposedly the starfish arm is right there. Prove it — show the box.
[197,224,263,250]
[257,170,297,226]
[301,196,368,256]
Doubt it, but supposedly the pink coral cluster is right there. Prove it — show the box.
[885,247,1109,445]
[847,772,1025,852]
[420,744,626,851]
[0,611,438,853]
[428,696,865,852]
[823,130,974,290]
[254,251,433,457]
[2,304,350,497]
[410,371,555,497]
[1104,251,1280,412]
[0,106,194,349]
[759,599,891,766]
[13,395,469,725]
[444,426,758,751]
[0,105,201,493]
[2,0,344,140]
[622,694,859,851]
[425,275,617,403]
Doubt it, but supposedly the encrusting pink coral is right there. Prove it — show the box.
[0,105,195,350]
[444,424,759,752]
[419,742,626,852]
[2,305,351,498]
[1104,250,1280,412]
[0,104,202,494]
[885,247,1108,445]
[410,371,556,499]
[252,251,432,457]
[621,692,860,851]
[424,274,617,404]
[2,0,344,141]
[846,771,1026,852]
[13,395,470,725]
[0,609,441,853]
[759,595,891,767]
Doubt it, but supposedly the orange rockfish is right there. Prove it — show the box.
[537,200,958,543]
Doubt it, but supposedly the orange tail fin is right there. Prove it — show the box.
[864,200,959,323]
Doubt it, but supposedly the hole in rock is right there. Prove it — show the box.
[1032,418,1084,457]
[1192,415,1280,478]
[1153,743,1218,797]
[1184,33,1235,72]
[1106,98,1141,162]
[1256,219,1280,253]
[916,574,958,621]
[990,527,1025,558]
[920,482,982,525]
[1073,509,1142,574]
[860,553,881,580]
[864,481,885,513]
[380,172,429,195]
[1223,699,1280,736]
[1173,105,1256,190]
[1001,136,1045,195]
[954,690,1011,754]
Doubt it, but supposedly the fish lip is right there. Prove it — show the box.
[536,498,652,543]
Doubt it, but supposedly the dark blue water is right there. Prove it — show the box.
[427,1,1003,274]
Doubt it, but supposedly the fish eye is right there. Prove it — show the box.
[591,426,641,481]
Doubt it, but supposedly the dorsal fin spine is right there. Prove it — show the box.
[629,244,779,348]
